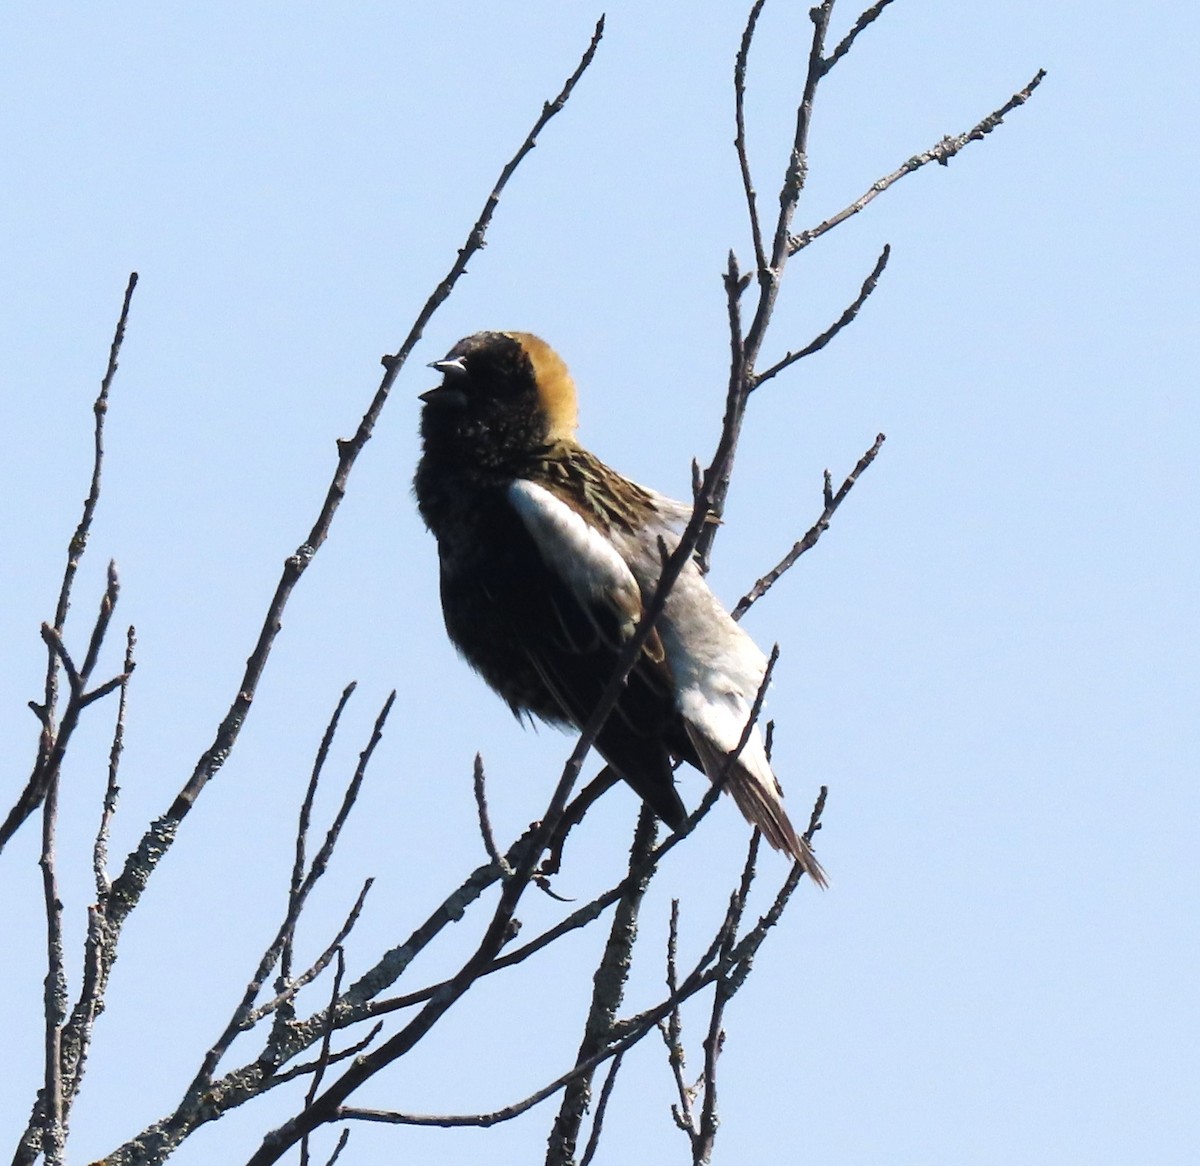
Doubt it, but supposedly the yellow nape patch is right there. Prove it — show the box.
[507,332,579,440]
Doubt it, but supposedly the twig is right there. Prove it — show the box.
[333,878,744,1135]
[15,568,127,865]
[269,1024,384,1087]
[538,766,619,877]
[1,275,137,855]
[790,69,1047,253]
[472,754,507,870]
[660,900,697,1138]
[247,881,373,1027]
[18,568,130,1166]
[822,0,897,74]
[734,0,769,274]
[732,433,886,620]
[752,244,890,389]
[319,1130,350,1166]
[578,1052,625,1166]
[279,683,358,1025]
[693,835,762,1163]
[699,4,835,566]
[39,775,67,1166]
[365,807,712,1021]
[300,948,347,1166]
[194,694,391,1090]
[806,786,829,842]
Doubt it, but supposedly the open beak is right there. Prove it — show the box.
[420,356,469,404]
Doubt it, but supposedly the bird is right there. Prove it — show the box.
[413,330,826,886]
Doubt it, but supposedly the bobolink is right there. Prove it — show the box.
[414,331,825,886]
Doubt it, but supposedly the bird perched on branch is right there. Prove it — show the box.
[413,331,825,885]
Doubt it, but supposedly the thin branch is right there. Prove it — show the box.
[18,567,130,1166]
[11,566,126,897]
[806,786,829,843]
[790,69,1047,253]
[8,628,141,1166]
[40,627,80,695]
[693,835,762,1164]
[1,275,136,855]
[98,22,610,990]
[822,0,897,74]
[365,801,715,1022]
[268,1024,384,1087]
[578,1052,625,1166]
[472,754,507,870]
[278,683,357,1034]
[300,948,347,1166]
[39,777,67,1166]
[77,38,610,1166]
[319,1130,350,1166]
[753,244,890,389]
[335,890,739,1134]
[538,765,620,877]
[732,433,886,620]
[734,0,769,274]
[193,694,391,1090]
[246,881,373,1028]
[696,252,751,570]
[701,4,835,565]
[660,900,698,1140]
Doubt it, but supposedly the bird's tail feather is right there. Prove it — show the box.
[687,732,828,888]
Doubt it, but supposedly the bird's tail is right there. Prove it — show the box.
[687,731,828,888]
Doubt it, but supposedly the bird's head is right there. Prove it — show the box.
[420,332,579,470]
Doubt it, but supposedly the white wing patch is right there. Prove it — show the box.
[508,479,643,639]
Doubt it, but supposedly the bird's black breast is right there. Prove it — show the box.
[433,486,582,724]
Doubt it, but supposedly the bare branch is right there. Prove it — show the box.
[823,0,898,74]
[39,627,80,695]
[99,22,610,970]
[753,244,890,389]
[247,881,372,1027]
[319,1130,350,1166]
[694,835,762,1163]
[578,1052,625,1166]
[279,683,357,1028]
[269,1024,384,1087]
[300,948,348,1166]
[660,900,698,1141]
[734,0,769,274]
[193,693,391,1091]
[700,5,835,565]
[733,433,886,620]
[331,838,810,1146]
[538,766,619,877]
[790,69,1047,253]
[335,877,742,1136]
[39,778,67,1166]
[1,275,137,855]
[472,754,507,870]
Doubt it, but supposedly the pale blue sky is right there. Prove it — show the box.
[3,3,1197,1164]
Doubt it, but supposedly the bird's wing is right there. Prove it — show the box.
[506,478,686,827]
[508,478,662,659]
